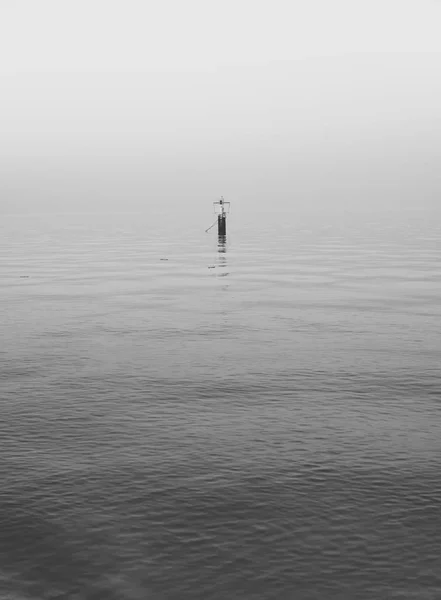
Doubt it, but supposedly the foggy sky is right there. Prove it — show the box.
[1,0,440,214]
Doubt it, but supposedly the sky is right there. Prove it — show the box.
[0,0,440,215]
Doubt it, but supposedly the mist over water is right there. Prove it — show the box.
[1,207,441,599]
[2,0,441,596]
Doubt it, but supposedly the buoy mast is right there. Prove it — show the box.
[213,196,230,236]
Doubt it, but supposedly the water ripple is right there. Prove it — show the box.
[1,210,441,598]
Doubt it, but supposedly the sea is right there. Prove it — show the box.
[1,206,440,599]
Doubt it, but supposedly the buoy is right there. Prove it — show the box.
[213,196,230,236]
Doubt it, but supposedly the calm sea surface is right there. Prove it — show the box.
[1,207,441,599]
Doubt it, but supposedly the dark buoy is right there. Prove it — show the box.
[213,196,230,236]
[218,213,226,235]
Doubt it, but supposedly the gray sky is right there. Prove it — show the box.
[1,0,440,214]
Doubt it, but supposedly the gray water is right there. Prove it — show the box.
[1,207,441,599]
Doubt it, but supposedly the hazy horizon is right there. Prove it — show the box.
[1,0,440,216]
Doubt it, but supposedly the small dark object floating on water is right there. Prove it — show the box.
[205,196,231,235]
[214,196,230,236]
[160,258,168,261]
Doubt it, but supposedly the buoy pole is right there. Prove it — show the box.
[217,197,227,236]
